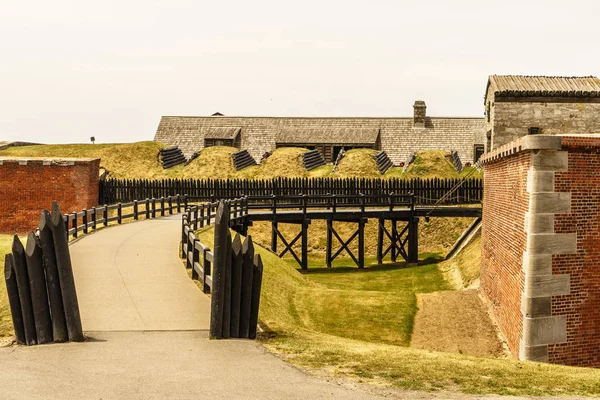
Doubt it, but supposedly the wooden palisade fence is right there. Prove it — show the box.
[100,176,483,205]
[4,202,83,345]
[181,199,263,339]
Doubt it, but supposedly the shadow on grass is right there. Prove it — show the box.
[298,252,444,275]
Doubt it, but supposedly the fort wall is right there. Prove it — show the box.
[0,157,99,234]
[480,135,600,366]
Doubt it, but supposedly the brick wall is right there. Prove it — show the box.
[480,150,529,355]
[550,136,600,367]
[0,158,100,234]
[480,135,600,366]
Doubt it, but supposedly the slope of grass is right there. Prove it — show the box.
[385,150,483,180]
[194,227,600,396]
[440,231,482,289]
[332,148,380,178]
[0,142,169,179]
[1,144,483,181]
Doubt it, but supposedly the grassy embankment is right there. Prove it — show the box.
[0,143,482,180]
[194,227,600,396]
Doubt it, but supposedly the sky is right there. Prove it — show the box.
[1,0,599,144]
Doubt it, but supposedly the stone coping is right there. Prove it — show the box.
[0,157,100,166]
[479,134,600,165]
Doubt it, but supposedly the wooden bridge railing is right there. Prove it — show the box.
[63,195,187,239]
[181,199,262,339]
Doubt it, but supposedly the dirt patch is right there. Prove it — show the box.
[410,290,504,357]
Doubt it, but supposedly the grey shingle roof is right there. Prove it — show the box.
[204,127,241,140]
[487,75,600,99]
[276,128,379,144]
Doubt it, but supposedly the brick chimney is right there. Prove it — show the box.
[413,100,426,128]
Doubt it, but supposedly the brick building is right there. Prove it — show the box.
[485,75,600,150]
[480,135,600,367]
[154,101,486,166]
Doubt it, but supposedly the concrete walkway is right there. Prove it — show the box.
[70,214,210,331]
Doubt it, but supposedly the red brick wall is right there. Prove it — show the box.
[550,137,600,367]
[481,151,530,356]
[0,158,100,234]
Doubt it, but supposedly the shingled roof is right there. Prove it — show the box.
[204,127,241,140]
[277,128,380,144]
[486,75,600,101]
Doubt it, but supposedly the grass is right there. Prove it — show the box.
[193,227,600,396]
[0,235,16,338]
[385,150,483,180]
[332,148,380,178]
[1,143,482,181]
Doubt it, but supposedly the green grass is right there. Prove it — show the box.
[194,227,600,396]
[0,235,16,337]
[1,143,482,180]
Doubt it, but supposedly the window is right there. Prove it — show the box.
[528,127,541,135]
[474,144,485,163]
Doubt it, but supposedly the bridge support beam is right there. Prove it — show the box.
[271,220,310,270]
[408,217,419,266]
[326,218,366,269]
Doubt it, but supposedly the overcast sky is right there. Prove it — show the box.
[1,0,599,144]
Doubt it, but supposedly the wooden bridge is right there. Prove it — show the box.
[186,194,482,270]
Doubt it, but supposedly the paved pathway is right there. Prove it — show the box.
[70,215,210,331]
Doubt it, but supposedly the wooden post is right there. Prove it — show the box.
[39,210,68,342]
[50,202,84,342]
[248,254,263,339]
[408,217,419,265]
[168,196,173,214]
[358,218,365,269]
[326,219,333,268]
[200,205,205,228]
[25,232,53,344]
[145,198,150,219]
[222,230,233,339]
[191,239,200,280]
[230,234,243,338]
[152,198,156,218]
[176,194,181,213]
[186,231,193,270]
[181,216,188,259]
[92,207,97,229]
[376,218,384,264]
[203,248,211,294]
[270,221,278,253]
[391,220,398,262]
[301,220,309,271]
[11,236,37,345]
[4,254,26,344]
[83,210,88,234]
[160,197,165,217]
[239,235,254,338]
[71,212,77,238]
[117,203,122,224]
[210,201,230,339]
[103,205,108,227]
[194,206,199,230]
[134,200,138,220]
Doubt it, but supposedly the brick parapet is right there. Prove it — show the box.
[0,157,100,234]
